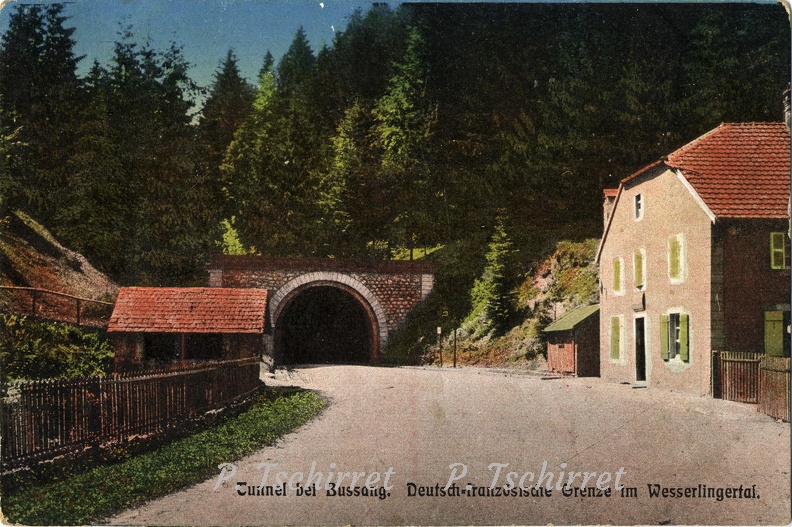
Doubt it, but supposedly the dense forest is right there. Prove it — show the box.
[0,2,789,288]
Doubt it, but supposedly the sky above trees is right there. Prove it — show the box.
[0,0,377,89]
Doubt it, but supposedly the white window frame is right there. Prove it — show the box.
[661,309,690,365]
[634,193,644,221]
[771,232,789,270]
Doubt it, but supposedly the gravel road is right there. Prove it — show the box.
[109,365,790,526]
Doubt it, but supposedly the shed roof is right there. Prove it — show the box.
[543,304,599,333]
[108,287,268,334]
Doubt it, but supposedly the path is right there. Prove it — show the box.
[109,365,790,525]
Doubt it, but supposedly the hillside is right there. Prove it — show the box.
[416,239,600,369]
[0,210,118,321]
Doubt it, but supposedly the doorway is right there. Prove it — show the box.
[635,317,647,382]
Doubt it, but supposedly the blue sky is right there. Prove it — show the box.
[0,0,389,90]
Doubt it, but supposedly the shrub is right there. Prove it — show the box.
[0,314,113,382]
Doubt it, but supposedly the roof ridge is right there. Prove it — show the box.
[666,122,788,168]
[665,123,727,167]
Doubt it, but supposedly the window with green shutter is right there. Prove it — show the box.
[634,249,645,289]
[662,312,689,363]
[660,314,669,360]
[610,316,621,360]
[770,232,789,270]
[613,258,623,294]
[668,235,683,282]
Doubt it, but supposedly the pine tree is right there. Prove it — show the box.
[373,26,439,257]
[197,49,255,219]
[224,30,329,257]
[321,98,391,257]
[57,62,129,277]
[0,4,83,226]
[93,31,215,285]
[465,217,515,338]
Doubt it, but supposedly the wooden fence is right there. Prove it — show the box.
[758,356,791,422]
[712,351,762,403]
[1,357,261,467]
[0,286,114,327]
[712,351,790,422]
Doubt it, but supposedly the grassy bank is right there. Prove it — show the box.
[1,387,325,525]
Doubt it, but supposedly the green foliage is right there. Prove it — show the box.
[382,235,487,365]
[0,315,113,382]
[463,218,516,338]
[197,49,255,222]
[0,4,82,228]
[218,217,256,255]
[224,36,328,257]
[0,3,788,286]
[544,239,600,309]
[513,239,600,341]
[1,388,324,526]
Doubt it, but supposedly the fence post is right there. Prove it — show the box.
[87,377,101,447]
[711,350,721,399]
[76,298,81,326]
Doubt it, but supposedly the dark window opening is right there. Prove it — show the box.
[143,334,179,365]
[186,334,224,361]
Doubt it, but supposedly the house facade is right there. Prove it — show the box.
[597,123,790,395]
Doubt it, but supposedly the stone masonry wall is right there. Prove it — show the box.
[209,259,434,337]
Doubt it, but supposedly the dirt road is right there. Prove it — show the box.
[109,365,790,525]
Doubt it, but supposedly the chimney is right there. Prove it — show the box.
[603,188,618,230]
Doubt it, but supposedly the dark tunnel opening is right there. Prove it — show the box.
[275,286,374,365]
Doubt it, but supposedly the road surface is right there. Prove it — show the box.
[109,365,790,525]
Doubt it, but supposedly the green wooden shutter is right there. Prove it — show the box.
[771,233,787,270]
[660,314,669,360]
[765,311,785,357]
[679,314,689,362]
[610,316,620,359]
[613,258,622,292]
[634,249,644,288]
[669,236,681,279]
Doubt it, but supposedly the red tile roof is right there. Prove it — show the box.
[664,123,790,219]
[108,287,267,334]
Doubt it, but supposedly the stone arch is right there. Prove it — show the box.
[269,272,388,362]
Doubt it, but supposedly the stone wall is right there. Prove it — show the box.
[208,256,436,343]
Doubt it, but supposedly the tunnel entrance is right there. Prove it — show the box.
[274,285,375,365]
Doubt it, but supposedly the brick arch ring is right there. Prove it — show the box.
[268,271,389,362]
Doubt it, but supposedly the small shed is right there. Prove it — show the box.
[108,287,268,370]
[544,304,600,377]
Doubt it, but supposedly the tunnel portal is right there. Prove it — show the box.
[274,286,374,365]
